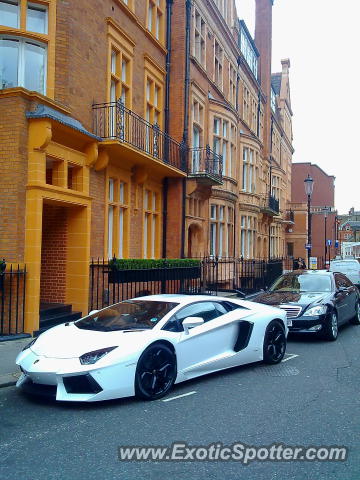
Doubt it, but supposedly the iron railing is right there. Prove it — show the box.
[92,100,186,172]
[188,146,223,184]
[260,195,280,215]
[90,259,202,311]
[0,265,26,335]
[201,256,284,295]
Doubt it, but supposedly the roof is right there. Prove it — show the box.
[26,104,101,141]
[271,73,281,95]
[340,221,360,230]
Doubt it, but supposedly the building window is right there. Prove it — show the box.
[143,188,160,259]
[243,85,250,125]
[229,63,237,107]
[210,204,232,257]
[146,76,162,127]
[107,177,129,259]
[110,48,131,107]
[239,20,258,79]
[212,116,236,178]
[259,106,264,141]
[27,2,48,34]
[270,224,280,258]
[242,147,255,192]
[214,39,223,89]
[193,8,206,67]
[0,0,19,28]
[0,36,46,93]
[271,87,276,112]
[240,215,256,259]
[191,97,204,172]
[271,176,281,207]
[147,0,164,42]
[251,97,257,133]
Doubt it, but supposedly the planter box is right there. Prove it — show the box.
[108,266,201,284]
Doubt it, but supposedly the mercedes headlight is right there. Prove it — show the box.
[79,346,117,365]
[303,305,328,316]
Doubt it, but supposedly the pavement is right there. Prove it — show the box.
[0,337,31,388]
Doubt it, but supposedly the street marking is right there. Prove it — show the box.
[162,391,197,402]
[282,353,299,363]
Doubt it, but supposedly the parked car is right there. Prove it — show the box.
[16,294,288,402]
[329,258,360,288]
[248,270,360,341]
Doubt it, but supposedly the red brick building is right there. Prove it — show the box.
[286,163,336,265]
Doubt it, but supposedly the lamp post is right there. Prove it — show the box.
[304,174,314,268]
[323,206,328,266]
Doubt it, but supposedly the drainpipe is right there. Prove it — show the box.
[163,0,173,258]
[236,56,241,112]
[180,0,192,258]
[164,0,173,137]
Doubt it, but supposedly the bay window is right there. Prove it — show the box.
[0,37,46,93]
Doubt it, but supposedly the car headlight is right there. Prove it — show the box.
[22,338,37,351]
[79,346,117,365]
[303,305,328,316]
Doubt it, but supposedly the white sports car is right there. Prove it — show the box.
[16,294,288,402]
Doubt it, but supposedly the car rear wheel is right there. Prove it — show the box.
[349,302,360,325]
[323,312,338,341]
[263,320,286,364]
[135,343,177,400]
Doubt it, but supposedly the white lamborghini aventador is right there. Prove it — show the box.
[16,294,288,402]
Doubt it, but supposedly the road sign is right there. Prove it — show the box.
[335,240,339,248]
[327,239,332,246]
[309,257,318,269]
[305,244,312,249]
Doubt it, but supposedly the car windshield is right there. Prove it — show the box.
[269,274,332,293]
[75,300,179,332]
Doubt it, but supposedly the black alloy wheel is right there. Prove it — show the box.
[135,343,177,400]
[349,301,360,325]
[263,320,286,364]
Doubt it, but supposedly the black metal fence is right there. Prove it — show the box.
[92,100,186,172]
[90,259,203,311]
[0,265,26,336]
[201,257,284,295]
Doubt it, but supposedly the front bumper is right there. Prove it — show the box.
[288,314,328,334]
[16,348,136,402]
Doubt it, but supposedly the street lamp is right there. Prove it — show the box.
[304,174,314,268]
[323,206,329,266]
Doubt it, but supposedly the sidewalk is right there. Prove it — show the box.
[0,337,31,388]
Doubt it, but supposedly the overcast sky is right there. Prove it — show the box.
[235,0,359,215]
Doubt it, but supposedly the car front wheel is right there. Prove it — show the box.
[323,312,338,341]
[263,320,286,364]
[135,343,177,400]
[349,301,360,325]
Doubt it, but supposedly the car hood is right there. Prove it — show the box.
[30,323,156,359]
[250,291,329,309]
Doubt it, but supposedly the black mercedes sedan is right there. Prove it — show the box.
[248,270,360,341]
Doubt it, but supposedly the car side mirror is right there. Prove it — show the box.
[182,317,204,335]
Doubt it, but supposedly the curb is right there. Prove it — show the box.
[0,373,21,389]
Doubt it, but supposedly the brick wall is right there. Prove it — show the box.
[40,204,67,304]
[0,95,29,262]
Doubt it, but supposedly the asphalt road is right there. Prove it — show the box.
[1,323,359,480]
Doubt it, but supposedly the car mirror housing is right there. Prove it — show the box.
[182,316,204,335]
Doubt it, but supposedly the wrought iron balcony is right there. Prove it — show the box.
[92,100,186,173]
[188,146,223,185]
[260,194,280,215]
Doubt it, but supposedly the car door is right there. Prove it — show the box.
[165,301,244,376]
[334,273,354,322]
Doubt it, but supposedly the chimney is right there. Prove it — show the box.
[255,0,274,161]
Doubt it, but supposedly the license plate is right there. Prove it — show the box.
[287,319,293,327]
